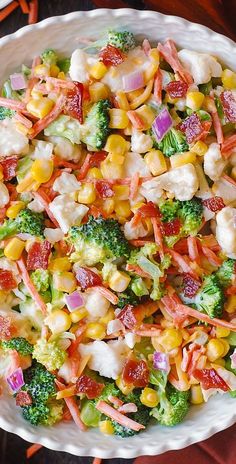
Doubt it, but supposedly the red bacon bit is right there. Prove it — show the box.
[0,315,12,340]
[16,390,32,407]
[0,156,18,181]
[64,82,84,124]
[26,241,51,271]
[161,218,181,236]
[76,375,104,399]
[179,113,203,144]
[75,266,102,290]
[193,368,229,391]
[122,359,149,388]
[220,90,236,123]
[182,273,201,298]
[0,269,16,291]
[99,44,124,67]
[165,80,188,98]
[117,305,137,330]
[135,202,161,225]
[154,68,163,105]
[202,196,225,212]
[95,180,114,199]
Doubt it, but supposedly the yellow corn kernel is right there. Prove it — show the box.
[215,327,231,338]
[131,201,145,213]
[114,200,131,219]
[87,167,103,179]
[31,158,54,183]
[100,158,124,179]
[77,183,96,204]
[219,339,230,357]
[45,309,71,334]
[6,201,25,219]
[116,91,130,110]
[109,108,129,129]
[99,307,115,325]
[159,328,183,352]
[144,150,167,176]
[27,97,54,119]
[113,185,129,200]
[225,295,236,313]
[127,88,143,102]
[57,71,65,80]
[109,270,131,293]
[4,237,25,261]
[186,91,205,111]
[130,78,154,110]
[15,122,29,136]
[99,420,114,435]
[170,108,182,125]
[170,151,196,169]
[0,165,3,181]
[116,376,134,395]
[85,322,106,340]
[123,122,133,136]
[140,387,159,408]
[89,82,110,102]
[34,64,50,78]
[53,272,77,293]
[102,198,115,215]
[30,87,43,99]
[16,173,41,193]
[90,61,108,79]
[104,134,127,156]
[231,166,236,181]
[191,140,208,157]
[109,152,125,165]
[135,105,156,130]
[222,69,236,89]
[49,257,72,272]
[206,338,225,362]
[70,307,88,323]
[190,385,204,405]
[50,64,60,77]
[203,95,216,112]
[214,358,226,367]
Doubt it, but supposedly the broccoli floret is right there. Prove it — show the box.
[81,99,111,150]
[117,285,140,309]
[1,337,33,356]
[31,269,50,293]
[199,80,213,96]
[159,198,180,222]
[215,259,235,288]
[68,215,130,265]
[108,30,136,52]
[131,277,149,297]
[32,338,67,371]
[0,106,15,120]
[150,128,189,157]
[151,383,190,426]
[0,208,44,241]
[22,399,63,426]
[41,48,58,66]
[195,274,225,319]
[178,197,203,236]
[57,57,71,73]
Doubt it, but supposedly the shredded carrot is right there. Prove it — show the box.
[127,110,145,130]
[67,322,86,357]
[201,245,222,267]
[129,239,155,247]
[167,248,199,280]
[17,257,47,315]
[13,112,33,129]
[28,0,38,24]
[129,172,140,200]
[46,77,75,90]
[158,39,193,85]
[19,0,30,14]
[151,217,164,259]
[29,94,65,139]
[53,155,81,170]
[134,324,161,337]
[0,97,25,112]
[55,379,87,431]
[56,385,76,400]
[221,133,236,158]
[126,263,151,278]
[96,400,145,431]
[62,407,72,421]
[77,354,91,378]
[209,95,224,145]
[93,458,102,464]
[26,443,43,459]
[0,1,19,22]
[187,236,200,263]
[153,67,163,105]
[91,286,118,305]
[200,234,220,252]
[33,189,60,227]
[222,173,236,188]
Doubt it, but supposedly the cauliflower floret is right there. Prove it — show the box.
[44,228,64,244]
[49,194,88,233]
[51,135,82,162]
[0,182,9,208]
[123,152,151,178]
[79,339,128,380]
[124,332,140,349]
[216,206,236,258]
[0,119,29,157]
[123,218,149,240]
[178,49,222,85]
[140,164,199,202]
[131,130,153,154]
[203,143,226,181]
[84,289,110,321]
[27,197,44,213]
[31,140,53,160]
[69,48,97,83]
[53,172,81,194]
[213,177,236,205]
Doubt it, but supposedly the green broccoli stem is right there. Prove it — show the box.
[0,220,18,241]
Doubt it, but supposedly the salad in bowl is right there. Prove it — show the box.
[0,28,236,440]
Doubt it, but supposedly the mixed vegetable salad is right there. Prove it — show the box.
[0,29,236,438]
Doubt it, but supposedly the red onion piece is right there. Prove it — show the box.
[10,73,27,90]
[65,291,84,312]
[152,108,173,142]
[7,367,24,393]
[153,351,170,372]
[123,71,144,92]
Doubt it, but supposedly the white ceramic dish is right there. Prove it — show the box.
[0,0,12,9]
[0,8,236,458]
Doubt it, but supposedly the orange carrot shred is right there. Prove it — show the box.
[0,1,19,22]
[129,172,140,200]
[93,458,102,464]
[19,0,30,14]
[26,443,43,459]
[28,0,38,24]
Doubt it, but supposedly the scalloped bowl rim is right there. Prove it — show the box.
[0,9,236,458]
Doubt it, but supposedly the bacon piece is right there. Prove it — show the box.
[182,273,201,298]
[99,44,124,67]
[165,80,188,98]
[75,266,102,290]
[220,90,236,123]
[117,305,137,330]
[0,269,16,291]
[202,196,225,212]
[17,257,47,315]
[127,110,145,130]
[55,379,87,431]
[96,400,145,431]
[153,68,163,105]
[95,180,114,198]
[179,113,203,144]
[158,39,193,85]
[0,315,12,340]
[26,241,51,271]
[76,375,104,399]
[221,133,236,158]
[64,82,83,123]
[108,395,124,408]
[161,218,181,236]
[122,359,149,387]
[0,156,18,181]
[193,368,229,391]
[16,390,32,407]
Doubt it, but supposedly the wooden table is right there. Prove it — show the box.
[0,1,235,463]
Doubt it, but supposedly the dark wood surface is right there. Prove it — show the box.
[0,1,235,463]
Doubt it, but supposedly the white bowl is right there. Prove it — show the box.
[0,9,236,458]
